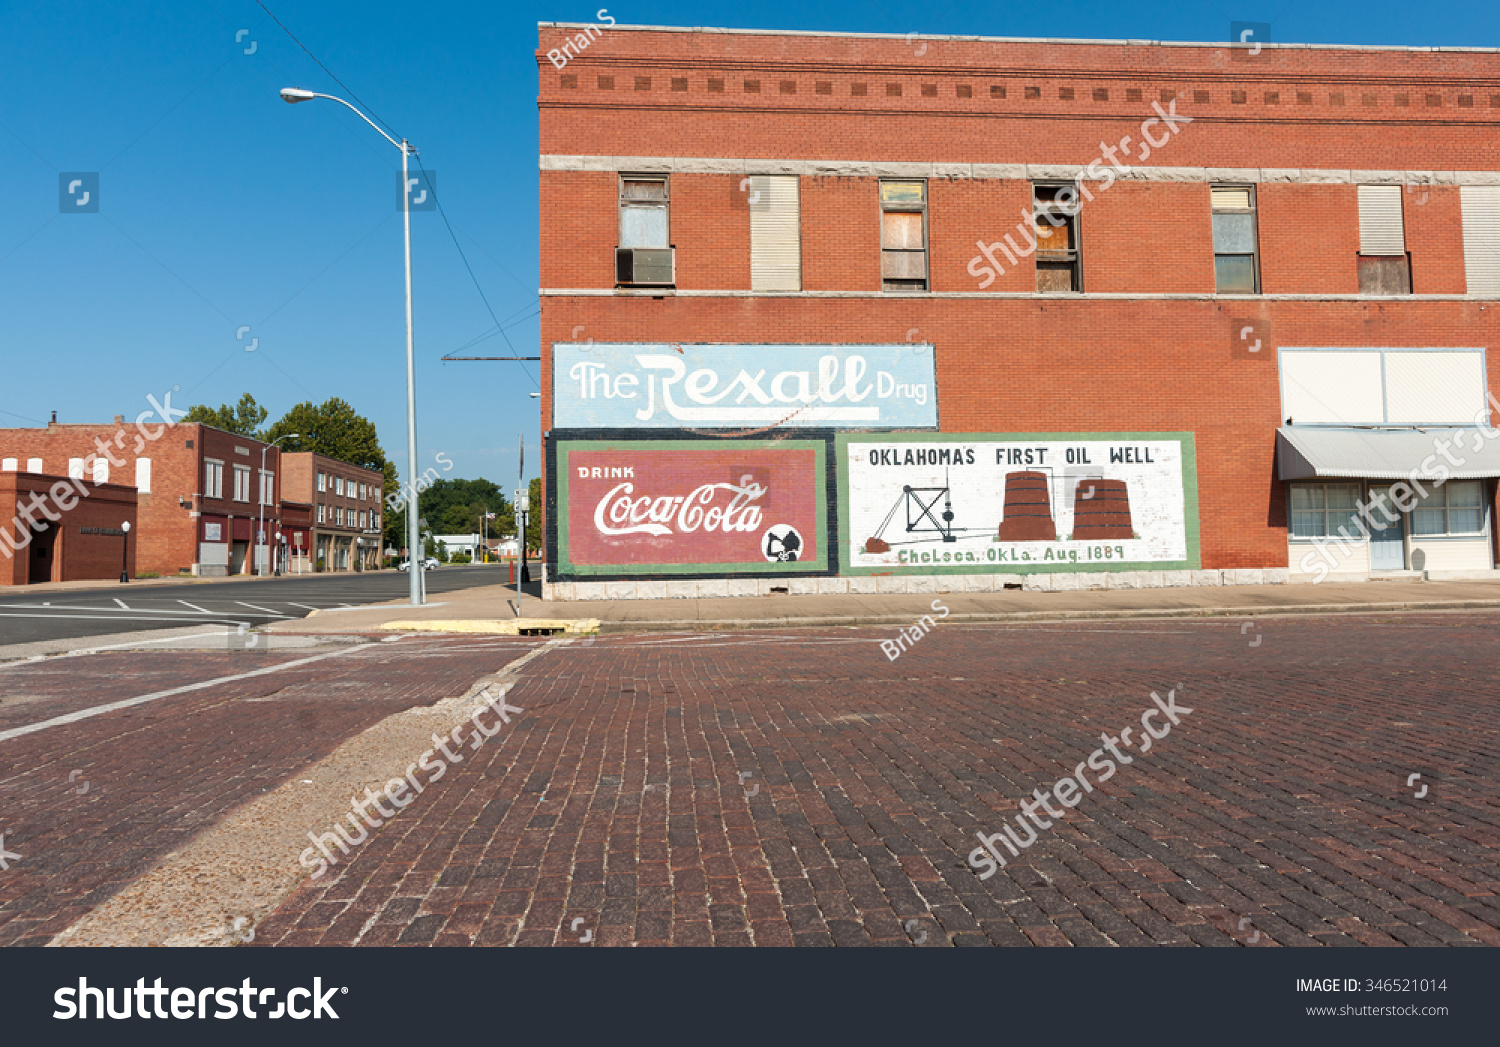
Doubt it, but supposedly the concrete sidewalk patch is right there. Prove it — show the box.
[379,618,601,636]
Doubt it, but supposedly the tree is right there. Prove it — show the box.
[265,398,387,471]
[183,393,269,438]
[525,477,542,555]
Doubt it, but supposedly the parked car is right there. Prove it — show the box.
[397,558,439,572]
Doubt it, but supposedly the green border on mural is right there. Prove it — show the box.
[557,438,828,576]
[835,431,1200,576]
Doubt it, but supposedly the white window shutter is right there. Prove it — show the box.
[135,457,152,493]
[749,175,801,291]
[93,458,109,483]
[1357,185,1404,255]
[68,458,85,480]
[1461,185,1500,294]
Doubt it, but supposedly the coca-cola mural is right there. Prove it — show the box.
[557,440,826,573]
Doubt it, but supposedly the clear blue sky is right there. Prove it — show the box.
[2,1,1493,488]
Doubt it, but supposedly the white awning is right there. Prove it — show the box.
[1277,427,1500,481]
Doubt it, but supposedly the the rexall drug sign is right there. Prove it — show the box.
[552,343,937,429]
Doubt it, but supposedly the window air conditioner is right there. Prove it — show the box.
[615,247,675,286]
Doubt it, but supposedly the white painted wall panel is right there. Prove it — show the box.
[1385,351,1487,424]
[1280,351,1384,425]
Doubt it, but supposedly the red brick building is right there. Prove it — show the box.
[537,23,1500,598]
[281,452,386,571]
[0,419,286,578]
[0,472,138,585]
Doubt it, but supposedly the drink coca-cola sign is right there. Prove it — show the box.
[559,441,825,571]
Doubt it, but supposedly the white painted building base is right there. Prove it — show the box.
[544,568,1294,602]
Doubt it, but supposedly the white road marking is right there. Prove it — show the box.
[177,600,212,614]
[113,599,130,610]
[0,644,369,743]
[286,603,322,612]
[233,601,280,615]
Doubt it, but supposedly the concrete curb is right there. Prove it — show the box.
[379,618,602,636]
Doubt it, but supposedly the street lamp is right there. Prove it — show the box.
[356,536,364,572]
[281,86,424,607]
[119,520,131,583]
[259,433,299,577]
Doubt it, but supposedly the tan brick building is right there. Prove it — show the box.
[281,452,386,571]
[537,24,1500,598]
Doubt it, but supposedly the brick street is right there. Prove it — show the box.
[2,614,1497,947]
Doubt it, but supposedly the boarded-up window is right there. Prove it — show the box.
[93,458,109,483]
[1358,186,1405,254]
[135,457,152,494]
[619,176,669,249]
[68,457,85,480]
[26,458,42,474]
[1460,185,1500,294]
[748,175,800,292]
[1358,185,1410,294]
[1033,184,1081,292]
[880,181,927,291]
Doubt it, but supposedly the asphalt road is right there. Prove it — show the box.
[0,565,536,645]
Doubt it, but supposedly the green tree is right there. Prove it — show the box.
[265,398,387,470]
[183,393,269,437]
[525,477,542,555]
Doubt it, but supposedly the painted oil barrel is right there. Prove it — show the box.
[1071,479,1133,540]
[996,471,1057,541]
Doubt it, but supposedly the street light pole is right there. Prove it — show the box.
[280,86,424,608]
[258,433,298,577]
[119,520,131,584]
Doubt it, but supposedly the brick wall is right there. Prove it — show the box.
[1,473,138,585]
[537,25,1500,575]
[0,422,284,576]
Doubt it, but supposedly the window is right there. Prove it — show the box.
[27,458,42,474]
[317,504,325,524]
[233,465,251,502]
[373,514,380,532]
[1357,185,1410,294]
[880,180,928,291]
[1212,185,1259,293]
[1289,483,1362,538]
[359,511,367,529]
[317,472,326,492]
[135,458,152,494]
[1,459,15,471]
[259,470,274,505]
[358,483,366,501]
[1033,184,1082,292]
[92,458,109,483]
[204,459,224,500]
[68,458,85,480]
[1412,481,1485,535]
[1460,185,1500,294]
[748,175,801,291]
[335,477,344,496]
[619,176,669,249]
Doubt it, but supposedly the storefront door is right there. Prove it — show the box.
[1369,486,1405,570]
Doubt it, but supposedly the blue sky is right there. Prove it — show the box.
[2,0,1494,488]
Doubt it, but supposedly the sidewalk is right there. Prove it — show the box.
[264,576,1500,635]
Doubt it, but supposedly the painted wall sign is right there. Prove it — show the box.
[557,439,826,574]
[203,523,222,542]
[552,343,937,429]
[838,433,1199,574]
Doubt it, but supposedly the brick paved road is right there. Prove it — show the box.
[0,638,543,946]
[244,614,1500,947]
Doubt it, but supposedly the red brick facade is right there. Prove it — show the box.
[0,421,285,578]
[281,452,385,571]
[537,25,1500,583]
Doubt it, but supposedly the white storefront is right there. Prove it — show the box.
[1278,348,1500,581]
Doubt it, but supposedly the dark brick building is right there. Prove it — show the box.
[537,23,1500,599]
[281,452,386,571]
[0,472,138,585]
